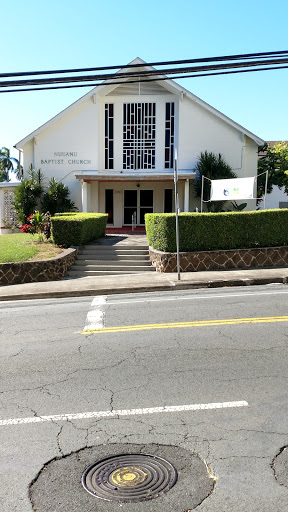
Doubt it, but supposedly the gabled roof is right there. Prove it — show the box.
[15,57,264,148]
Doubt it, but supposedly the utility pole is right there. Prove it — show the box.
[174,150,180,280]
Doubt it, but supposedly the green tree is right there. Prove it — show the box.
[258,142,288,200]
[13,165,44,224]
[13,165,76,224]
[193,151,237,212]
[41,177,76,216]
[0,169,10,182]
[0,147,20,180]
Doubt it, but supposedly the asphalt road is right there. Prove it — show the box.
[1,284,288,511]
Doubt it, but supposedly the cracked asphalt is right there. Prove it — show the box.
[1,284,288,511]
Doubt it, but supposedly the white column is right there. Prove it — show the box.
[94,181,99,212]
[82,181,89,212]
[184,179,190,212]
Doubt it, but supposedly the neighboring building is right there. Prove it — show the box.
[258,141,288,210]
[0,182,19,234]
[15,58,264,229]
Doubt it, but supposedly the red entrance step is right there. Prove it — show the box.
[106,227,146,235]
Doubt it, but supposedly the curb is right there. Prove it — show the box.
[0,275,287,301]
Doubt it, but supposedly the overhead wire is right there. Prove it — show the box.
[1,64,287,94]
[1,56,288,88]
[1,51,287,94]
[0,50,288,79]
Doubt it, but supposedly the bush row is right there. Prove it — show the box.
[51,213,108,247]
[145,210,288,252]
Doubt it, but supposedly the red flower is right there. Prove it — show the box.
[21,224,32,233]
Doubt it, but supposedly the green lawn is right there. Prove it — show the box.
[0,233,62,263]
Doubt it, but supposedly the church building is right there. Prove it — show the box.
[15,58,264,230]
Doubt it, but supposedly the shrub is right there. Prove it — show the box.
[41,177,76,216]
[13,176,43,224]
[13,167,75,224]
[51,213,108,247]
[145,210,288,252]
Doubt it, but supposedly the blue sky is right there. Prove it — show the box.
[1,0,287,164]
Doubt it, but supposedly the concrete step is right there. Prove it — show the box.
[79,250,149,256]
[74,259,152,266]
[77,255,150,262]
[82,245,149,250]
[71,239,154,276]
[67,269,155,276]
[70,264,155,272]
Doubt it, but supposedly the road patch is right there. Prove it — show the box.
[30,443,215,511]
[272,446,288,487]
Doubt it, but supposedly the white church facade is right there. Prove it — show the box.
[15,58,264,230]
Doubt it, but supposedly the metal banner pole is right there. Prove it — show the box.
[200,174,204,213]
[264,171,268,210]
[174,150,180,280]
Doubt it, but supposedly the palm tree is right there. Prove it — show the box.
[0,147,20,179]
[0,169,9,182]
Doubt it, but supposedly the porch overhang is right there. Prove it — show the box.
[74,170,196,182]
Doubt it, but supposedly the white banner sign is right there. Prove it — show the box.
[210,177,255,201]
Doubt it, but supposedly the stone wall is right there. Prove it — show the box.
[149,246,288,272]
[0,248,78,285]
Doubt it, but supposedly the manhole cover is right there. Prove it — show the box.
[82,453,178,502]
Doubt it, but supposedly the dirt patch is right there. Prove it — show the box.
[26,242,64,261]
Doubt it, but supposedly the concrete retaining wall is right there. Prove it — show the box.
[0,248,78,285]
[149,246,288,272]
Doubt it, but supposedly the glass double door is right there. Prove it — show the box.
[124,189,153,225]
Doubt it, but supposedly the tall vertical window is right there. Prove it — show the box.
[105,104,114,169]
[123,103,156,170]
[165,102,175,169]
[105,189,114,224]
[164,189,173,213]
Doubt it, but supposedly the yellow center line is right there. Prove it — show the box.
[81,315,288,335]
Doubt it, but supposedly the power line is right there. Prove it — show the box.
[1,56,288,90]
[1,50,287,79]
[1,64,287,94]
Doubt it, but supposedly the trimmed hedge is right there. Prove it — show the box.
[145,210,288,252]
[51,213,108,247]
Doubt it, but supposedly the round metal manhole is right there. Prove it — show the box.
[82,453,178,502]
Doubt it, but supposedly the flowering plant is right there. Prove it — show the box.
[21,224,33,233]
[20,211,51,240]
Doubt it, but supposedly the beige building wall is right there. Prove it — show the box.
[23,99,100,211]
[178,97,258,210]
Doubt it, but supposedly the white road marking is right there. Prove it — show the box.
[107,290,288,305]
[83,295,107,331]
[0,401,248,426]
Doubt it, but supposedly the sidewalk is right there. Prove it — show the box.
[0,266,288,301]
